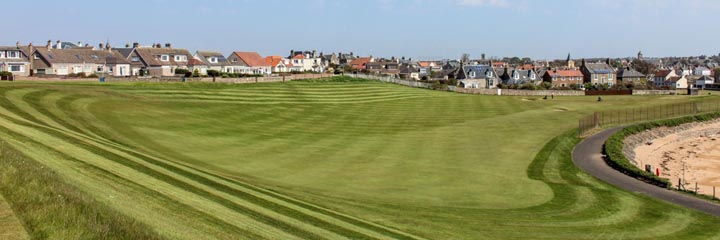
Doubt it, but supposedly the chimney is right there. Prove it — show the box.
[85,43,90,47]
[56,40,62,49]
[156,43,162,48]
[312,50,317,58]
[290,50,295,58]
[165,43,171,49]
[99,43,104,50]
[47,40,52,50]
[106,43,112,52]
[16,41,20,48]
[125,43,130,48]
[77,41,82,47]
[350,52,354,56]
[133,42,139,48]
[28,42,33,48]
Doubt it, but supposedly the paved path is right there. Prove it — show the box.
[572,127,720,217]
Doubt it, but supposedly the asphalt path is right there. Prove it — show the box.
[572,127,720,216]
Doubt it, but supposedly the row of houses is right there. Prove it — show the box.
[0,41,345,78]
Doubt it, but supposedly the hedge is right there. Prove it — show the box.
[604,111,720,189]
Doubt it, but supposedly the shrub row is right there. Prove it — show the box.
[604,112,720,188]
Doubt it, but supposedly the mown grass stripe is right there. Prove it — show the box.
[0,126,264,239]
[0,98,377,240]
[16,87,419,239]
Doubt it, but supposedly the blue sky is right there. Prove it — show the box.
[3,0,719,60]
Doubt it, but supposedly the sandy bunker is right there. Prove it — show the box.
[624,119,720,195]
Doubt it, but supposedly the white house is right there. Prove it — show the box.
[693,67,711,76]
[289,50,324,72]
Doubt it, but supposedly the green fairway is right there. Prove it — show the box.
[0,77,718,239]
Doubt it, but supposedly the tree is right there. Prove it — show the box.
[714,68,720,81]
[631,59,657,75]
[461,53,470,65]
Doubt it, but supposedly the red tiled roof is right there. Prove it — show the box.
[548,70,583,77]
[233,52,269,67]
[666,76,682,83]
[655,70,672,77]
[264,56,293,67]
[418,61,433,67]
[350,57,371,70]
[293,54,305,59]
[188,58,205,66]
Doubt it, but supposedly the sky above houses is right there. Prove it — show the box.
[4,0,719,60]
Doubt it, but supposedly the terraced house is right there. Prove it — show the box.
[32,42,130,76]
[500,68,539,85]
[581,60,616,86]
[542,69,584,87]
[193,51,228,73]
[131,43,192,77]
[0,44,30,76]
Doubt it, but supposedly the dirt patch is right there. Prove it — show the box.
[554,108,569,112]
[624,119,720,194]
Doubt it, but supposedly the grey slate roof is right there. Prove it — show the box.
[458,65,498,80]
[617,67,645,79]
[195,51,228,66]
[585,63,614,74]
[34,48,129,65]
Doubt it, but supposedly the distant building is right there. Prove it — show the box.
[0,44,31,77]
[456,65,499,89]
[581,60,616,86]
[543,69,584,88]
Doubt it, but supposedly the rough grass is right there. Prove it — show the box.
[0,77,718,239]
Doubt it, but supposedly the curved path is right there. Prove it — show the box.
[572,127,720,217]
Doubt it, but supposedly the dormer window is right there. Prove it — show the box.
[513,72,519,79]
[131,56,140,62]
[161,55,169,61]
[174,55,187,62]
[8,51,18,58]
[468,70,476,78]
[209,57,218,63]
[530,72,536,79]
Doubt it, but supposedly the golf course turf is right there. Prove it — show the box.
[0,76,718,239]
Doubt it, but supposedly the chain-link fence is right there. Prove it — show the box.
[578,99,720,136]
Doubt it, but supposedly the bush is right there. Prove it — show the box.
[0,71,12,77]
[207,70,220,77]
[174,69,190,75]
[192,69,200,78]
[604,112,720,189]
[87,73,98,78]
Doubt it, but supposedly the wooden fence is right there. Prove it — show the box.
[578,99,720,136]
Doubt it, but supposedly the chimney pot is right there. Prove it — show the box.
[165,43,171,49]
[133,42,139,48]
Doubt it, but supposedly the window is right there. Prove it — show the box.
[109,66,114,72]
[608,73,613,79]
[561,77,565,81]
[161,55,169,61]
[593,74,598,81]
[131,56,140,62]
[8,51,18,58]
[469,71,475,78]
[209,57,217,63]
[9,65,23,72]
[231,58,237,63]
[34,53,40,60]
[97,66,103,72]
[0,52,5,58]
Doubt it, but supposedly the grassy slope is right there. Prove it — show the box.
[0,77,718,239]
[0,194,27,240]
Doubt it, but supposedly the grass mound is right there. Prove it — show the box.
[0,77,716,239]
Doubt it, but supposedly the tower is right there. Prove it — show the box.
[637,51,643,60]
[566,53,575,69]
